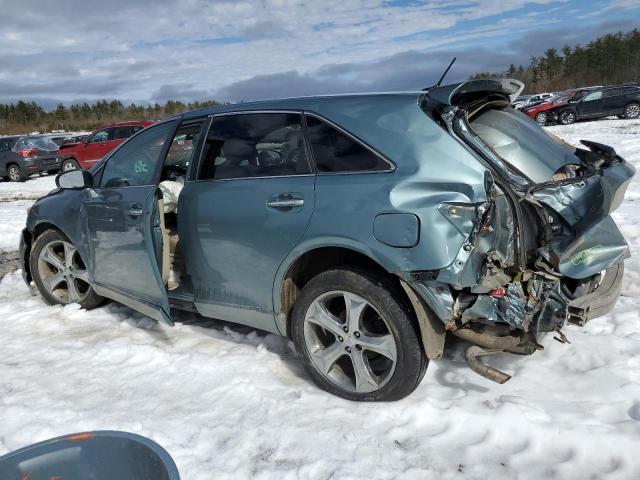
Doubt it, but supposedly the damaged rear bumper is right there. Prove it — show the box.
[566,262,624,326]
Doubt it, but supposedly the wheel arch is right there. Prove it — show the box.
[274,242,406,337]
[22,221,72,283]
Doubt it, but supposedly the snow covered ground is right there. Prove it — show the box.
[0,175,56,251]
[1,119,640,479]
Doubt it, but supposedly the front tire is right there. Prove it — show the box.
[623,102,640,119]
[291,268,427,401]
[30,229,103,309]
[559,110,576,125]
[535,112,548,124]
[62,158,79,171]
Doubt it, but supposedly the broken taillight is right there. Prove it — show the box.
[488,288,506,297]
[17,148,37,157]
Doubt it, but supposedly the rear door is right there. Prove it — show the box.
[180,111,315,330]
[84,121,178,324]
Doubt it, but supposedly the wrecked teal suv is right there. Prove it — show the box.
[20,79,634,401]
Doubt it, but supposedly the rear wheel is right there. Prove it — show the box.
[30,229,103,309]
[535,112,548,125]
[291,268,427,401]
[62,158,79,172]
[559,110,576,125]
[7,164,26,182]
[623,102,640,119]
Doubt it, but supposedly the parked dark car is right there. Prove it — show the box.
[523,87,597,124]
[550,85,640,124]
[20,79,634,401]
[0,135,61,181]
[58,121,154,171]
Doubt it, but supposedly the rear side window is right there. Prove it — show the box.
[111,126,133,140]
[198,113,310,180]
[305,115,391,173]
[0,139,12,151]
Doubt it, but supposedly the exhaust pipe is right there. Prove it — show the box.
[464,345,511,384]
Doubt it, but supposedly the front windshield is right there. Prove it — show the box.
[470,107,581,183]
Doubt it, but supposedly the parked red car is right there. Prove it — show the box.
[58,121,154,170]
[523,88,596,124]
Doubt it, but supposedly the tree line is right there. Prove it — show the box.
[2,29,638,134]
[472,29,640,93]
[0,99,222,135]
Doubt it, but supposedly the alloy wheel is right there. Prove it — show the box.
[625,104,640,119]
[303,290,397,393]
[63,160,77,171]
[37,240,91,304]
[8,165,21,181]
[535,112,547,124]
[560,111,576,124]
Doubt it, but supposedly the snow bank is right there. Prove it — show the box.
[0,175,56,202]
[0,175,56,251]
[1,119,640,479]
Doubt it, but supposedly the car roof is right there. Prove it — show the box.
[99,121,153,128]
[180,91,425,120]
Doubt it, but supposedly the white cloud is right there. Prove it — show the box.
[0,0,635,104]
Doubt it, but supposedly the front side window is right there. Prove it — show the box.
[305,115,391,173]
[163,123,202,178]
[198,113,310,180]
[583,91,603,102]
[100,121,176,188]
[89,129,109,143]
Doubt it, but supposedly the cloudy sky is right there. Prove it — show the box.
[0,0,638,108]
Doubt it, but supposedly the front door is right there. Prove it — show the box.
[82,128,116,166]
[83,121,178,324]
[180,112,315,331]
[577,91,604,118]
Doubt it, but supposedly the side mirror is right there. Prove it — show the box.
[56,169,93,190]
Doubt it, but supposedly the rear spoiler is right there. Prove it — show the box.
[425,78,525,106]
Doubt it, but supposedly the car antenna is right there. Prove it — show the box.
[435,57,456,87]
[423,57,457,90]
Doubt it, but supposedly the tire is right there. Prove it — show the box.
[62,158,79,172]
[559,110,576,125]
[291,268,428,401]
[7,163,26,182]
[535,112,548,125]
[29,229,104,309]
[623,102,640,119]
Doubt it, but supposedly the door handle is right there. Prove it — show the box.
[127,203,144,217]
[267,198,304,208]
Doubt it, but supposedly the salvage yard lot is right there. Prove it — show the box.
[1,119,640,479]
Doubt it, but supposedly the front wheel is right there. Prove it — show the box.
[30,229,104,309]
[62,158,79,172]
[559,110,576,125]
[624,102,640,119]
[535,112,548,124]
[291,268,427,401]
